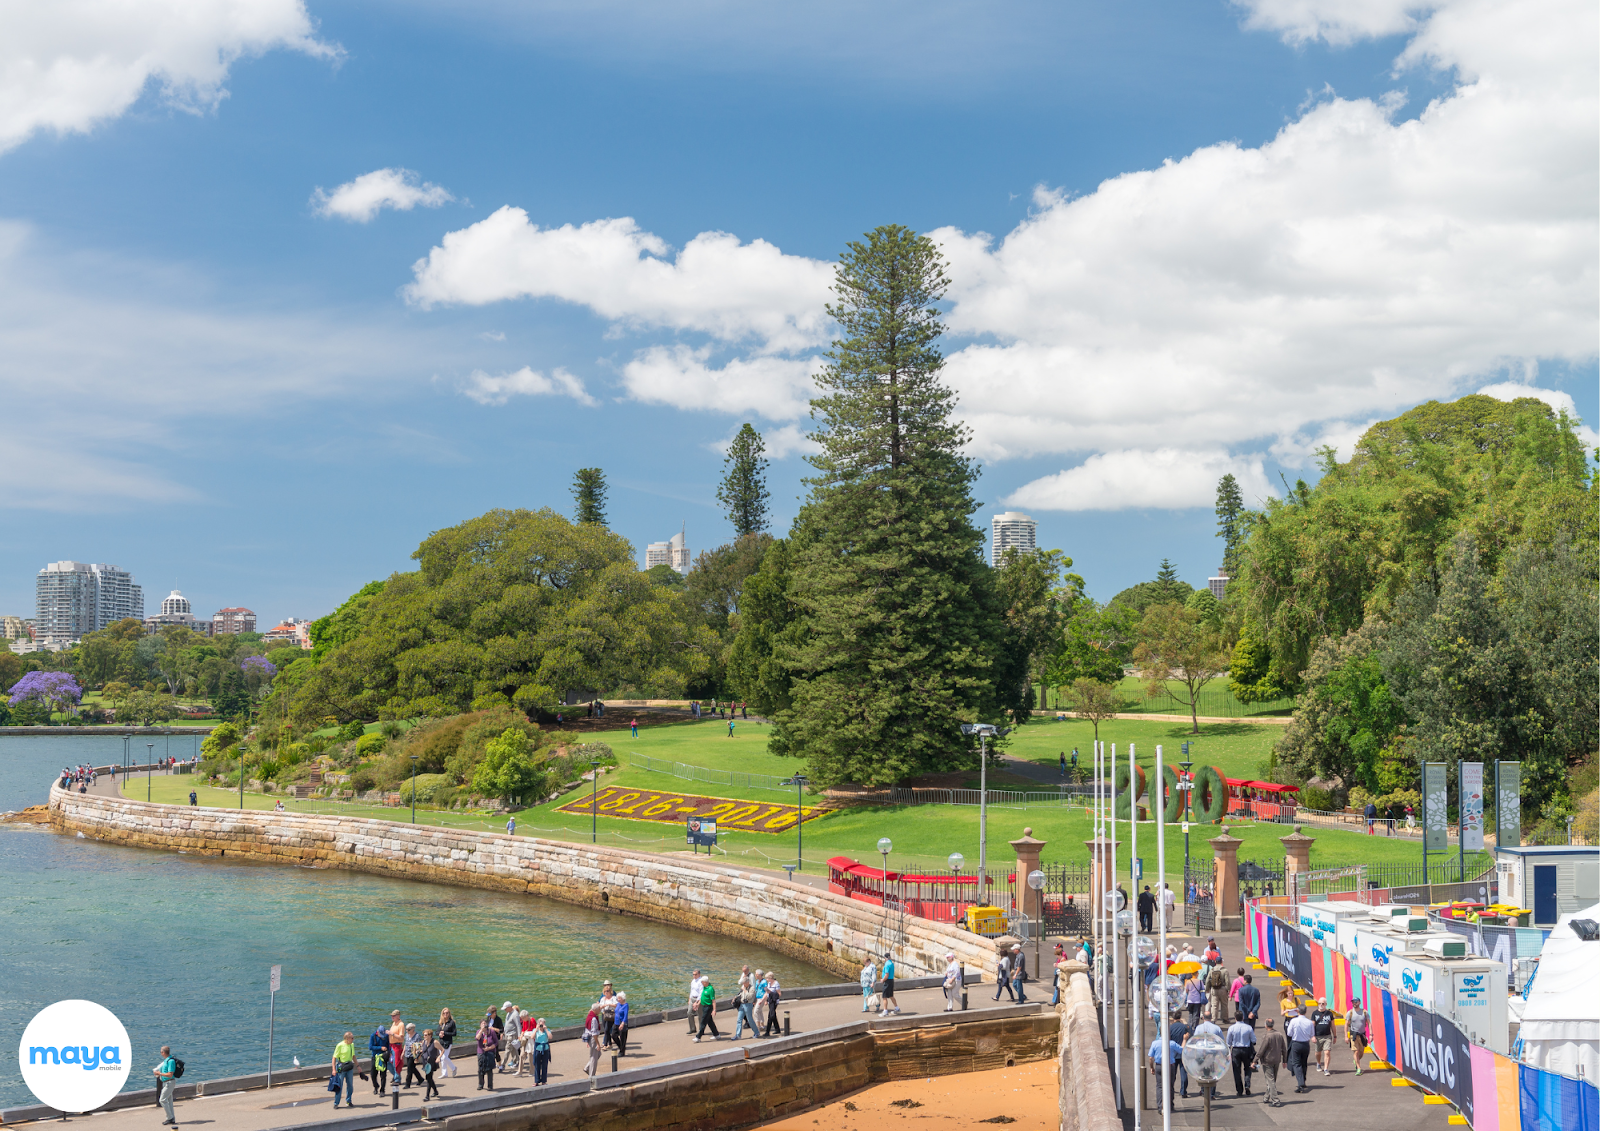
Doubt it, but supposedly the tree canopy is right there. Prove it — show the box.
[571,467,608,526]
[717,423,771,536]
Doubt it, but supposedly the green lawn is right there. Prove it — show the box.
[1003,716,1283,784]
[1033,678,1295,718]
[120,714,1441,887]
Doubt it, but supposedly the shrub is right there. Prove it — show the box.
[399,773,453,804]
[280,742,309,767]
[338,720,365,743]
[257,759,282,782]
[307,734,329,756]
[472,728,548,804]
[356,731,386,757]
[348,767,377,793]
[201,721,242,760]
[380,720,404,739]
[1300,786,1335,812]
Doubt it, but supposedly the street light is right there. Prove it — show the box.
[1178,749,1194,902]
[409,754,419,824]
[948,852,965,927]
[146,743,154,801]
[782,774,810,871]
[960,723,1009,905]
[878,837,896,945]
[589,760,601,843]
[1181,1034,1228,1131]
[1027,869,1046,974]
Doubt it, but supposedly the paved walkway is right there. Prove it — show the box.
[50,984,1032,1130]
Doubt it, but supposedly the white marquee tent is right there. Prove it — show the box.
[1519,900,1600,1079]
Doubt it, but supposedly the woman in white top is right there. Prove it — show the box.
[942,953,963,1012]
[860,958,878,1012]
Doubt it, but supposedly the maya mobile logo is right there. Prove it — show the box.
[1459,975,1484,990]
[17,1001,132,1113]
[1369,945,1390,966]
[1401,968,1424,993]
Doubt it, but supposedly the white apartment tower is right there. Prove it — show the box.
[1208,567,1230,600]
[35,561,144,642]
[990,511,1037,566]
[645,528,691,575]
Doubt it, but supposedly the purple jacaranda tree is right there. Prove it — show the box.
[240,656,277,678]
[8,671,83,715]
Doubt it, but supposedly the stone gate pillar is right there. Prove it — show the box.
[1280,825,1315,899]
[1211,826,1243,932]
[1084,836,1112,917]
[1011,827,1046,922]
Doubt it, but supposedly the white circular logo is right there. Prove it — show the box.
[18,1000,133,1113]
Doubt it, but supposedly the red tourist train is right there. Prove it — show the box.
[1222,777,1299,821]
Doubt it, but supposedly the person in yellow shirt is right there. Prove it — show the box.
[330,1032,356,1109]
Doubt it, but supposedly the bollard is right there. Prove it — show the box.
[611,1054,618,1074]
[783,1011,791,1036]
[391,1090,399,1111]
[962,991,969,1011]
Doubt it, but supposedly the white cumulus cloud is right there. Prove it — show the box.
[311,168,455,223]
[1477,381,1600,448]
[0,0,340,154]
[1007,450,1277,512]
[405,208,834,352]
[621,346,818,420]
[458,366,595,406]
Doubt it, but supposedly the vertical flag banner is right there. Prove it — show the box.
[1423,763,1449,852]
[1496,761,1522,849]
[1461,762,1485,852]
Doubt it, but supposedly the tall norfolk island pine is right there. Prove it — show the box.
[770,226,1024,788]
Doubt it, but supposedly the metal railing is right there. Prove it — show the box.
[885,785,1097,809]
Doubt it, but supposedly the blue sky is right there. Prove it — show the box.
[0,0,1594,627]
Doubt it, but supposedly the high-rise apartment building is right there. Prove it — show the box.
[145,590,210,635]
[212,607,257,635]
[35,561,144,643]
[645,541,671,569]
[990,511,1037,566]
[2,615,28,641]
[644,529,691,575]
[1208,567,1230,601]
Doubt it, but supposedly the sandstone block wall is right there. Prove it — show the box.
[47,786,996,981]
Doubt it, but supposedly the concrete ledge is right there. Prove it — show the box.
[262,1108,421,1131]
[744,1021,870,1060]
[868,1002,1043,1032]
[592,1046,748,1091]
[422,1079,591,1120]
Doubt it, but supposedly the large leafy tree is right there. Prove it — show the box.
[1132,603,1228,734]
[726,538,802,718]
[716,423,771,536]
[1275,622,1404,792]
[994,548,1081,709]
[1048,601,1140,687]
[285,508,714,725]
[768,225,1022,787]
[571,468,608,526]
[76,618,147,687]
[1215,473,1246,577]
[309,581,386,662]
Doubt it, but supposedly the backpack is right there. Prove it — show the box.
[171,1059,185,1079]
[1208,968,1226,991]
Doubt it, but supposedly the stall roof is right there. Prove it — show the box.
[1519,899,1600,1079]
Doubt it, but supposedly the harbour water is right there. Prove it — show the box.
[0,735,828,1108]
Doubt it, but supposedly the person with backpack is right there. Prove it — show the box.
[153,1045,181,1126]
[419,1030,442,1101]
[331,1032,357,1109]
[1206,962,1230,1023]
[369,1024,390,1094]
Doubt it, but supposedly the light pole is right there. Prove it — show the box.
[1178,747,1194,902]
[1156,743,1171,1130]
[1027,869,1046,976]
[790,774,809,870]
[947,852,965,927]
[878,837,895,945]
[145,742,154,801]
[409,754,418,824]
[589,760,601,843]
[960,724,1007,905]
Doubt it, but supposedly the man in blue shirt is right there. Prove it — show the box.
[1148,1036,1184,1103]
[153,1045,178,1126]
[1226,1017,1257,1096]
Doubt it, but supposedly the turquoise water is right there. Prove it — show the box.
[0,736,828,1109]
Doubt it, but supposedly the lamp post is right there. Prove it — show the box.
[145,743,154,801]
[1181,1034,1228,1131]
[783,774,809,871]
[589,761,601,843]
[1027,869,1046,975]
[409,754,418,824]
[878,837,895,945]
[960,724,1007,905]
[1178,748,1194,901]
[948,852,965,927]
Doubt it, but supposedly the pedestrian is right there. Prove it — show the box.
[1059,751,1067,777]
[584,1005,604,1076]
[1285,1007,1314,1092]
[501,1006,522,1070]
[531,1019,552,1084]
[188,790,197,806]
[1257,1018,1288,1106]
[1364,799,1377,834]
[1194,1009,1223,1041]
[419,1030,441,1101]
[630,718,639,738]
[1237,974,1261,1029]
[1137,885,1155,932]
[1051,943,1065,1005]
[1161,883,1176,930]
[881,952,900,1014]
[727,717,735,737]
[506,814,516,836]
[598,984,617,1049]
[860,955,878,1012]
[1185,972,1205,1024]
[614,994,630,1056]
[688,969,705,1024]
[1229,966,1247,1019]
[943,952,964,1012]
[733,972,757,1038]
[994,948,1015,1001]
[1010,945,1028,1004]
[369,1023,390,1094]
[388,1010,406,1080]
[1206,960,1229,1022]
[438,1008,458,1078]
[403,1022,422,1087]
[1311,997,1337,1075]
[1167,1013,1192,1098]
[475,1017,499,1091]
[1346,998,1369,1074]
[153,1044,179,1126]
[331,1031,357,1109]
[1226,1014,1256,1096]
[762,976,783,1036]
[753,970,770,1032]
[694,975,719,1041]
[1149,1032,1184,1103]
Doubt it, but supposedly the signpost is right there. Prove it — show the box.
[686,818,718,851]
[1460,762,1484,880]
[268,965,281,1087]
[1422,762,1448,879]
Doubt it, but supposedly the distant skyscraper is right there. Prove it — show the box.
[212,607,257,635]
[160,590,191,616]
[645,541,671,569]
[1208,566,1230,600]
[990,511,1037,566]
[35,561,144,642]
[644,528,691,574]
[146,590,209,634]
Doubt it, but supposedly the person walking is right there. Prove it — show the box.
[1229,966,1247,1019]
[1194,1009,1223,1041]
[687,969,705,1030]
[506,814,516,836]
[1206,961,1230,1023]
[1149,1034,1185,1105]
[369,1024,390,1094]
[1166,1013,1192,1098]
[1161,882,1176,930]
[1185,972,1205,1025]
[153,1045,179,1127]
[880,953,900,1014]
[1346,998,1369,1074]
[993,949,1015,1002]
[1257,1018,1288,1106]
[584,1005,604,1076]
[331,1031,357,1109]
[531,1019,552,1084]
[1364,799,1378,834]
[733,973,757,1038]
[1137,885,1155,933]
[943,953,964,1011]
[630,718,639,738]
[598,984,618,1049]
[402,1022,423,1087]
[1237,974,1261,1029]
[727,716,735,737]
[387,1010,406,1082]
[613,994,630,1056]
[1010,945,1028,1004]
[438,1008,457,1078]
[694,976,720,1041]
[1285,1007,1314,1092]
[1311,997,1337,1075]
[1226,1015,1257,1096]
[419,1030,442,1101]
[475,1017,499,1091]
[762,976,783,1036]
[860,956,878,1012]
[1059,751,1067,778]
